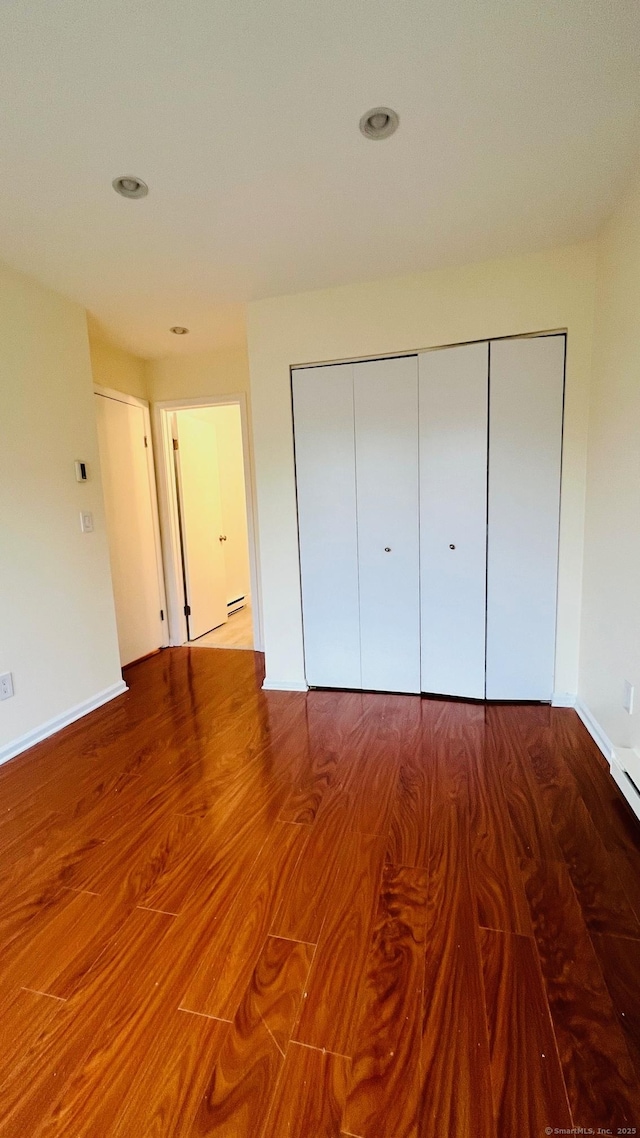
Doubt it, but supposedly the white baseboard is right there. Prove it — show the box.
[574,696,614,762]
[262,678,309,692]
[0,680,128,767]
[572,698,640,823]
[551,691,576,708]
[611,749,640,822]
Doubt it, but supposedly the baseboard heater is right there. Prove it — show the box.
[611,746,640,823]
[227,595,245,616]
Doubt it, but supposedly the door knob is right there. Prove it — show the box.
[219,534,227,542]
[384,547,391,552]
[449,544,456,550]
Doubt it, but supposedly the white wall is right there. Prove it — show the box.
[0,261,123,757]
[146,345,249,403]
[88,321,149,400]
[247,241,597,690]
[580,173,640,750]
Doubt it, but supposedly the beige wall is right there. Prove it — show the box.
[247,241,597,690]
[0,262,122,757]
[580,175,640,750]
[146,344,249,404]
[88,324,148,400]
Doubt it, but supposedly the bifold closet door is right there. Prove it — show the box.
[419,342,488,699]
[354,357,420,693]
[486,335,565,700]
[293,364,361,688]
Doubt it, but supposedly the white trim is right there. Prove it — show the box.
[94,387,169,650]
[611,750,640,822]
[93,384,148,409]
[574,696,614,762]
[153,404,186,646]
[573,699,640,822]
[551,691,576,707]
[152,394,263,651]
[0,681,128,767]
[262,678,309,692]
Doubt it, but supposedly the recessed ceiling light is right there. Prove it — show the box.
[112,175,148,199]
[170,326,189,335]
[359,107,399,141]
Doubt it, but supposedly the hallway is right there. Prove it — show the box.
[0,647,638,1135]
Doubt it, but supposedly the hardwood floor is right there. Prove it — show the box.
[191,604,254,650]
[0,647,638,1135]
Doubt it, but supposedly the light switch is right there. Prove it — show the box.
[75,460,88,482]
[80,511,94,533]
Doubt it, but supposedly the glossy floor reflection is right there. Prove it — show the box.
[0,647,638,1136]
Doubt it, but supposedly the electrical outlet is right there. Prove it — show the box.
[623,680,634,715]
[0,673,14,700]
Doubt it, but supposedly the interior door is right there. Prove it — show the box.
[211,404,251,610]
[293,364,361,688]
[486,335,565,700]
[175,413,228,640]
[354,356,420,693]
[94,393,164,666]
[419,342,489,698]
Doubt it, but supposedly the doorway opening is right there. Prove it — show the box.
[154,395,261,652]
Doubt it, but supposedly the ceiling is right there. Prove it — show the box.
[0,0,639,358]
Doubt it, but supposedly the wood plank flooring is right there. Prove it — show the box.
[191,604,254,650]
[0,648,638,1136]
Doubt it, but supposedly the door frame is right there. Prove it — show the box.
[93,385,170,650]
[153,394,263,650]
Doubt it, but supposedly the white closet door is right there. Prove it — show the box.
[293,364,361,688]
[486,335,565,700]
[419,342,488,698]
[354,356,420,693]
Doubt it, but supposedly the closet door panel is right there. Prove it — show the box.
[354,356,420,693]
[419,342,488,698]
[293,364,361,688]
[486,335,565,701]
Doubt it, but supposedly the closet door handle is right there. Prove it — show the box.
[219,534,227,542]
[449,544,456,550]
[384,547,391,552]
